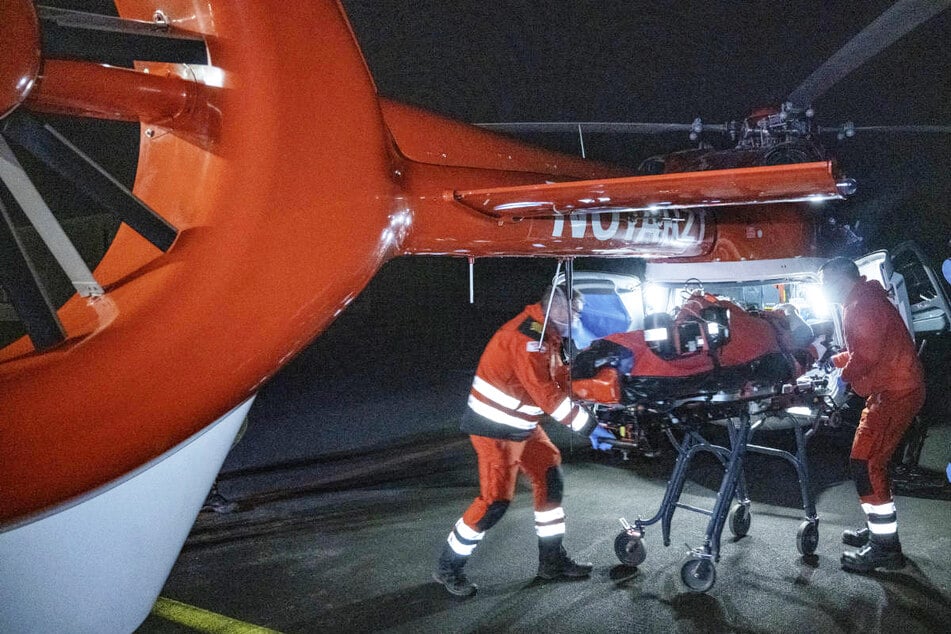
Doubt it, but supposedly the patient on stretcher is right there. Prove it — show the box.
[571,291,821,405]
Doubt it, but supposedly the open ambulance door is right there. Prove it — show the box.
[854,243,951,340]
[866,242,951,467]
[889,241,951,338]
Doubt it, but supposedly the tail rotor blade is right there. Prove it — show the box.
[1,111,178,252]
[0,186,66,351]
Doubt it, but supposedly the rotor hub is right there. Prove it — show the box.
[0,0,42,120]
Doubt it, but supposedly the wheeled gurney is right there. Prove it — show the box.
[570,294,844,592]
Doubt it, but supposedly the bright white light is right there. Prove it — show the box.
[643,283,669,314]
[707,322,719,335]
[803,283,832,318]
[495,201,544,211]
[786,406,813,417]
[200,66,227,88]
[644,327,669,342]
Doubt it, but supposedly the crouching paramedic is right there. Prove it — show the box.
[433,285,598,597]
[819,257,925,573]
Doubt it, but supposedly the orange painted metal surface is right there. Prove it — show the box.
[0,0,41,118]
[697,204,819,262]
[396,156,828,259]
[0,0,839,524]
[450,161,838,218]
[26,59,221,144]
[397,152,716,258]
[1,0,399,523]
[380,98,629,180]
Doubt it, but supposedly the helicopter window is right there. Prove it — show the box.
[654,280,829,322]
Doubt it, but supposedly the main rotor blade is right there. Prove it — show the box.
[476,122,728,134]
[787,0,951,107]
[1,111,178,252]
[37,5,208,65]
[0,189,66,351]
[819,124,951,134]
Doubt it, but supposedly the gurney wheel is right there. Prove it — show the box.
[680,557,716,593]
[797,520,819,555]
[728,504,751,538]
[614,531,647,567]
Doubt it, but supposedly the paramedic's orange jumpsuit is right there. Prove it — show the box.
[832,279,925,505]
[452,303,592,549]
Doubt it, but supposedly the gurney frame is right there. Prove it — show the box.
[591,376,839,592]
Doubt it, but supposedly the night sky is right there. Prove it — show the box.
[343,0,951,263]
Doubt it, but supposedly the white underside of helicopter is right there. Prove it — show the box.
[0,396,255,634]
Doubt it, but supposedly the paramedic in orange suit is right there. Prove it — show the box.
[819,257,925,573]
[432,286,598,597]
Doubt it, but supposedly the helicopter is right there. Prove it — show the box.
[0,0,947,631]
[480,100,948,177]
[475,0,949,233]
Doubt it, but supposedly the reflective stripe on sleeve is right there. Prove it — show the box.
[551,397,573,422]
[568,407,590,432]
[472,376,521,410]
[468,395,537,430]
[473,376,544,416]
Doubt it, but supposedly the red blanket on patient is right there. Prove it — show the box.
[572,293,799,403]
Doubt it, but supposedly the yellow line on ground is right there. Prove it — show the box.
[151,597,283,633]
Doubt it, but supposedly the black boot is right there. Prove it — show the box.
[841,533,904,573]
[432,543,477,597]
[842,526,869,547]
[537,537,593,580]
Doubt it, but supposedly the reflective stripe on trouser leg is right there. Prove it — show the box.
[447,518,485,556]
[535,507,565,537]
[862,501,898,536]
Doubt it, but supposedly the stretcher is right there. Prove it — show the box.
[570,294,845,592]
